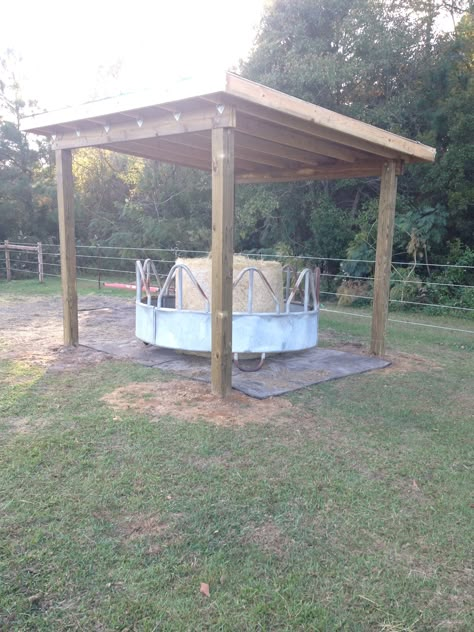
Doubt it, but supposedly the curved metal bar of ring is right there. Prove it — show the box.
[233,352,266,372]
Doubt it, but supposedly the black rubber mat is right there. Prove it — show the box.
[77,297,390,398]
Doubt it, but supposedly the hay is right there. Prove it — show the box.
[176,255,283,312]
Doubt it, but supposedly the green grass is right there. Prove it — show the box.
[0,276,136,300]
[0,282,473,630]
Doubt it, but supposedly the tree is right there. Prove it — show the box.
[0,50,56,243]
[418,12,474,246]
[241,0,473,268]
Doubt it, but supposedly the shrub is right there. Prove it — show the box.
[337,280,371,307]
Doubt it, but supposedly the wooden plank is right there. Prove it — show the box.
[56,149,79,346]
[236,160,402,183]
[0,244,39,252]
[370,161,398,356]
[136,136,272,172]
[52,106,236,151]
[169,131,305,170]
[4,240,11,281]
[235,131,332,167]
[203,94,387,160]
[37,242,44,283]
[100,143,211,172]
[211,127,235,398]
[237,113,362,163]
[226,73,436,163]
[21,75,227,132]
[117,139,212,170]
[103,136,275,174]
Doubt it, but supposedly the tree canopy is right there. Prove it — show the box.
[1,1,472,282]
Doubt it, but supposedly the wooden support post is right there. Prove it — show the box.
[370,160,398,356]
[37,242,44,283]
[56,149,79,346]
[4,240,11,281]
[211,127,235,397]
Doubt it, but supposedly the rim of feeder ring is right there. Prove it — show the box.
[233,352,266,372]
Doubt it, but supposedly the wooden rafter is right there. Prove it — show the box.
[53,105,236,151]
[236,160,404,184]
[224,74,436,163]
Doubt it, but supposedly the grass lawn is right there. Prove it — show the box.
[0,280,473,630]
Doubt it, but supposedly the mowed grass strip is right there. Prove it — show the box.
[0,284,473,630]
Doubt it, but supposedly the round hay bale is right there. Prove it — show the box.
[176,255,283,313]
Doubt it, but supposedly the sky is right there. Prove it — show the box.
[2,0,268,113]
[2,0,461,117]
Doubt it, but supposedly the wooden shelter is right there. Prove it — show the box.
[21,72,435,397]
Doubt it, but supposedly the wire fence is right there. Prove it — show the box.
[1,242,473,336]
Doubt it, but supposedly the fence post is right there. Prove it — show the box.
[97,245,101,289]
[4,240,11,281]
[37,242,44,283]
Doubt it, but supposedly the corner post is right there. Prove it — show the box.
[211,126,235,397]
[370,160,398,355]
[4,240,11,281]
[56,149,78,346]
[37,242,44,283]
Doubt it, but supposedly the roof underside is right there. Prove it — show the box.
[21,73,436,184]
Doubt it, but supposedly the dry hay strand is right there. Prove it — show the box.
[176,255,283,313]
[101,379,293,426]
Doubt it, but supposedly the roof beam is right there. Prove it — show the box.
[168,131,315,170]
[100,142,211,171]
[101,137,274,174]
[52,105,236,150]
[234,131,332,167]
[236,113,362,163]
[20,75,228,131]
[134,136,272,172]
[236,160,404,184]
[225,74,436,163]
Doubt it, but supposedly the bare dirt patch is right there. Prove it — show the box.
[116,513,170,542]
[3,416,49,434]
[0,295,128,369]
[113,512,183,555]
[321,331,443,375]
[187,453,232,470]
[242,520,293,557]
[101,379,293,426]
[47,345,109,372]
[327,340,443,375]
[383,351,443,374]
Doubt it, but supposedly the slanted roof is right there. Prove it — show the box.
[21,72,436,183]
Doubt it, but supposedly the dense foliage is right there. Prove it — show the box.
[1,1,473,303]
[240,0,473,260]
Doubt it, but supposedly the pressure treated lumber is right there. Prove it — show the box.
[37,242,44,283]
[371,161,398,356]
[20,73,436,393]
[211,127,235,397]
[53,106,236,151]
[225,74,436,163]
[236,160,403,183]
[4,240,11,281]
[56,149,78,346]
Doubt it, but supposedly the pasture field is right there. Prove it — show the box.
[1,279,472,630]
